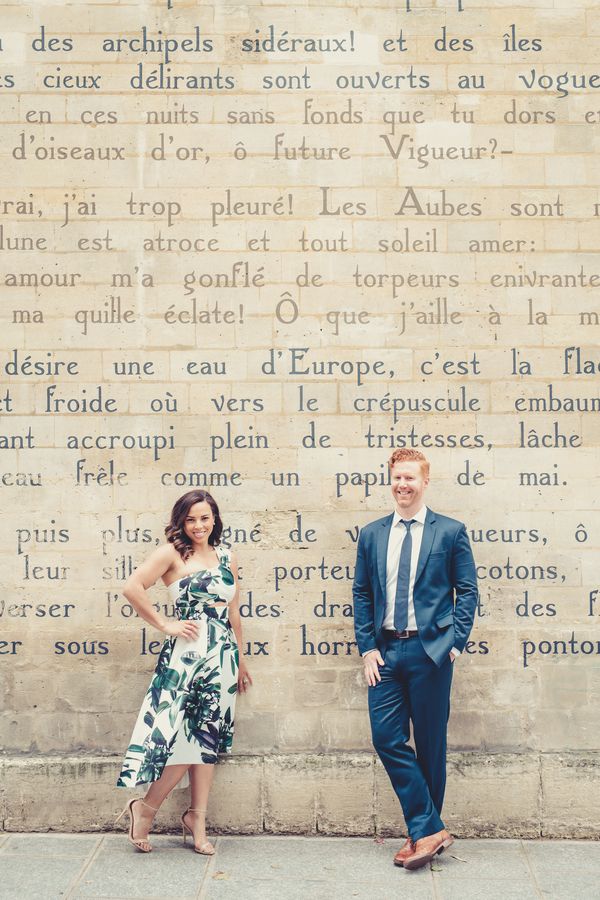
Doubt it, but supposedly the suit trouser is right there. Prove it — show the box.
[368,633,453,841]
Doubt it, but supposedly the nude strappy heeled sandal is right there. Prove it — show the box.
[181,807,215,855]
[115,798,158,853]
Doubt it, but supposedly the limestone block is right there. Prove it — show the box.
[275,711,324,751]
[541,753,600,837]
[1,757,121,832]
[320,710,372,752]
[315,754,374,835]
[264,754,318,834]
[374,756,405,837]
[232,711,277,754]
[445,752,541,837]
[210,756,263,834]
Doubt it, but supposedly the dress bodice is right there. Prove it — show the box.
[167,545,236,614]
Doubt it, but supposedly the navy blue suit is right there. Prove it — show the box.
[353,508,478,839]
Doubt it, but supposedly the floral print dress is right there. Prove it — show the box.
[118,546,238,788]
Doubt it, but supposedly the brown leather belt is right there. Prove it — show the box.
[383,629,419,640]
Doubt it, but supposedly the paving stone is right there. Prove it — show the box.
[533,876,600,900]
[0,833,100,857]
[434,839,531,879]
[0,834,594,900]
[0,856,85,900]
[72,835,207,899]
[436,880,539,900]
[213,836,413,882]
[523,839,600,874]
[205,879,434,900]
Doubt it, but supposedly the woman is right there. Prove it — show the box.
[116,490,252,854]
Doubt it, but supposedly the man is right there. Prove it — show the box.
[353,448,478,870]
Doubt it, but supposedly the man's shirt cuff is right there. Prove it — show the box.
[451,647,461,657]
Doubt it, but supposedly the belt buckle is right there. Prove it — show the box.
[395,629,410,639]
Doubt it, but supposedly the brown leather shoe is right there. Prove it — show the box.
[393,837,415,867]
[403,829,454,871]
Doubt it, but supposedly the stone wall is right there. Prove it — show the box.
[1,0,599,834]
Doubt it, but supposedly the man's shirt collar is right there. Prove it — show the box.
[392,505,428,527]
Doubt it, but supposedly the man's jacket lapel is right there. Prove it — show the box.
[376,514,394,597]
[414,508,437,586]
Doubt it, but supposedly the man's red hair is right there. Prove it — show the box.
[388,449,430,478]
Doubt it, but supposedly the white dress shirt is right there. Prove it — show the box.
[364,504,461,658]
[383,505,427,631]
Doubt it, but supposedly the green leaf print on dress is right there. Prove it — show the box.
[117,546,238,788]
[219,563,234,586]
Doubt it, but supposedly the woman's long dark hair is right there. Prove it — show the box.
[165,490,223,560]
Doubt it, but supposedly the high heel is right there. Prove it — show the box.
[115,798,158,853]
[181,807,215,855]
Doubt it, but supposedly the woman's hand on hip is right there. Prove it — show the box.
[162,620,199,640]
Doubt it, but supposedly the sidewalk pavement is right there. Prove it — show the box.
[0,833,598,900]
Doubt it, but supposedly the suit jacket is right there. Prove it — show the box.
[353,508,478,667]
